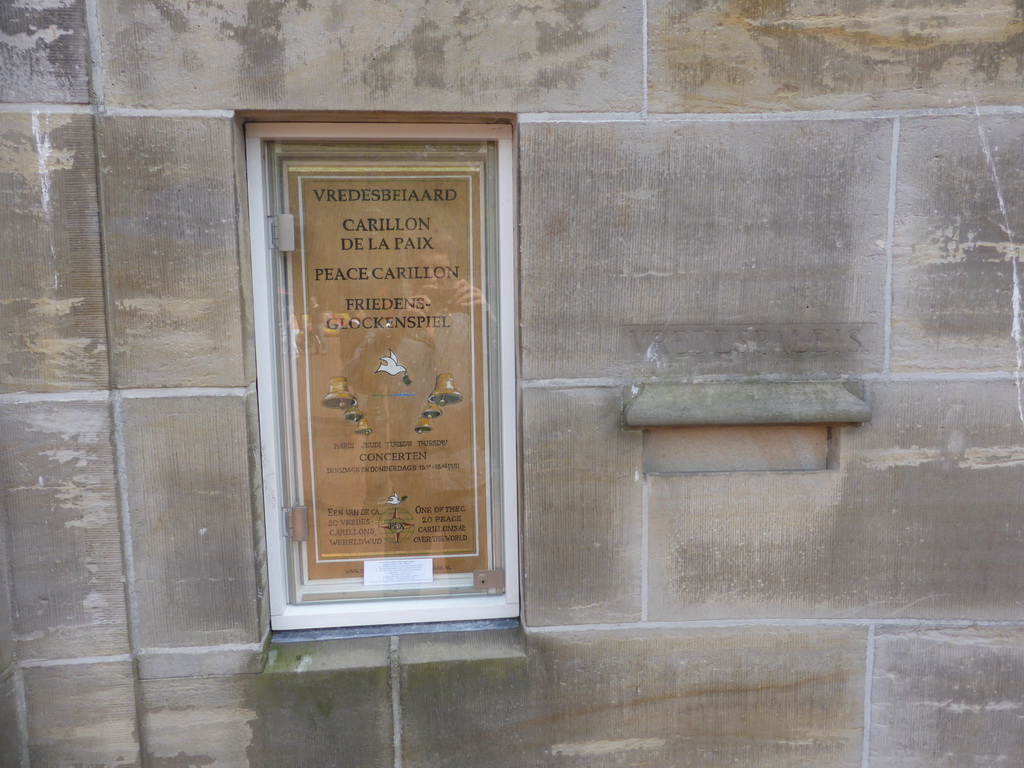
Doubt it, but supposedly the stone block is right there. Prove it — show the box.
[136,644,264,679]
[402,627,866,768]
[23,661,139,767]
[648,0,1024,113]
[0,112,107,393]
[870,627,1024,767]
[141,675,257,767]
[249,638,393,768]
[98,0,641,112]
[0,0,90,103]
[521,387,643,626]
[263,636,390,673]
[98,117,246,388]
[121,395,261,648]
[397,626,526,665]
[519,119,890,380]
[0,668,24,768]
[648,380,1024,620]
[892,114,1024,371]
[0,400,129,660]
[643,424,830,473]
[648,469,844,620]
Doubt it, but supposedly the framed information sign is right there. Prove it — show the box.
[246,124,518,629]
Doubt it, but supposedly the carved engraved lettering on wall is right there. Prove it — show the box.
[624,324,877,358]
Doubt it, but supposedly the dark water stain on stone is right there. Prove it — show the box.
[410,19,446,88]
[218,0,297,104]
[534,64,581,90]
[536,0,601,55]
[107,177,236,250]
[754,8,1024,90]
[0,0,90,101]
[969,30,1024,82]
[361,44,398,100]
[731,0,789,20]
[659,1,1024,106]
[148,0,190,33]
[247,666,391,767]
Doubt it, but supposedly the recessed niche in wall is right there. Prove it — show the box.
[624,382,869,474]
[247,123,519,630]
[642,424,834,473]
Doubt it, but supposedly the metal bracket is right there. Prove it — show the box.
[473,569,504,591]
[286,506,308,542]
[270,213,296,252]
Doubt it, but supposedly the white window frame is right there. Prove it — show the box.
[245,122,519,630]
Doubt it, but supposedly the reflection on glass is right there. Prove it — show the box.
[269,140,504,603]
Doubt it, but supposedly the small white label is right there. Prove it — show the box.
[363,558,434,586]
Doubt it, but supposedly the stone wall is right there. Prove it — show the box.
[1,1,1022,766]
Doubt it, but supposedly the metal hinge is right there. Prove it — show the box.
[473,569,504,591]
[285,506,308,542]
[270,214,295,252]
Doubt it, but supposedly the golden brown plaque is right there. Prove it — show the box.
[286,163,490,582]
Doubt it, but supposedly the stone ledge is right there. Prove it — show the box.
[624,381,871,427]
[264,637,390,674]
[263,625,526,672]
[398,626,526,666]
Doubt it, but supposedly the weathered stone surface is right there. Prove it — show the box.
[624,381,871,426]
[0,112,107,393]
[521,387,643,626]
[244,389,270,631]
[892,114,1024,371]
[0,400,128,660]
[137,644,264,679]
[398,627,526,665]
[99,0,641,112]
[519,120,890,380]
[98,117,246,388]
[0,0,90,103]
[644,424,830,473]
[263,636,389,673]
[23,661,139,767]
[0,668,23,768]
[234,121,259,388]
[137,640,395,765]
[648,0,1024,113]
[648,467,844,619]
[141,675,257,767]
[0,511,14,673]
[402,627,866,768]
[871,627,1024,766]
[648,381,1024,620]
[121,395,261,648]
[249,638,392,768]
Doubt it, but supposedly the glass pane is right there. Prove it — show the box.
[268,141,504,604]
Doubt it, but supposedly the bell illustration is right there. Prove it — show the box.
[354,418,372,435]
[427,374,463,406]
[421,401,442,419]
[321,377,356,409]
[343,405,364,422]
[414,417,433,433]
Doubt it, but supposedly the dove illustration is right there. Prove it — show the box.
[385,492,402,505]
[376,350,407,376]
